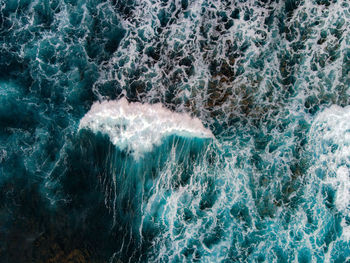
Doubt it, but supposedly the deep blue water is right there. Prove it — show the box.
[1,0,350,262]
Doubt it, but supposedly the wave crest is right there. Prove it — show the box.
[79,97,213,157]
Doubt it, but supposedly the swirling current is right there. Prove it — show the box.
[1,0,350,262]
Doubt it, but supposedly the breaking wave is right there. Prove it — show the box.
[79,97,213,157]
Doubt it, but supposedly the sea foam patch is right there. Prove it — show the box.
[79,97,213,156]
[309,105,350,212]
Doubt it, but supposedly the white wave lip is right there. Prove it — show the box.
[79,98,213,156]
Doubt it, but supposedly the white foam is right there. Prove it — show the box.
[309,105,350,212]
[79,98,213,157]
[334,166,350,211]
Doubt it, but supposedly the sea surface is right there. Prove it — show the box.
[0,0,350,262]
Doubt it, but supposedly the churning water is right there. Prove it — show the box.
[0,0,350,262]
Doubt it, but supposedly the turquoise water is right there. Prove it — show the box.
[0,0,350,262]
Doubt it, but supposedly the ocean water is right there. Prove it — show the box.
[0,0,350,262]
